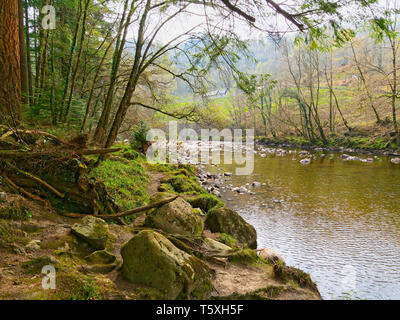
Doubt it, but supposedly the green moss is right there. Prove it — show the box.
[163,174,204,194]
[0,198,32,220]
[90,155,149,213]
[158,183,174,193]
[85,250,116,265]
[218,233,240,248]
[228,249,260,264]
[273,263,319,294]
[0,221,30,248]
[150,163,205,195]
[187,194,224,214]
[121,230,212,299]
[22,256,59,275]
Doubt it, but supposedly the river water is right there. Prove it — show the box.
[199,144,400,300]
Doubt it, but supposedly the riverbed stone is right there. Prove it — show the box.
[390,157,400,164]
[120,230,213,299]
[144,193,204,236]
[300,158,311,165]
[205,207,257,249]
[71,216,109,250]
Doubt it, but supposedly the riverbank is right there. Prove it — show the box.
[0,143,322,300]
[258,136,400,157]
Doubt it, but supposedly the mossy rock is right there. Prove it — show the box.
[144,193,204,236]
[22,256,60,275]
[163,175,204,194]
[202,237,232,253]
[85,250,116,265]
[121,230,213,300]
[83,249,118,274]
[205,207,257,249]
[228,249,261,264]
[187,194,224,214]
[71,216,110,251]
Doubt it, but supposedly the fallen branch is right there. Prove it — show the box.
[1,129,72,146]
[0,171,52,209]
[4,161,65,198]
[62,195,179,219]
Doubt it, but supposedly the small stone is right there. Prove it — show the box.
[300,158,311,165]
[11,243,26,255]
[0,192,7,203]
[259,248,285,264]
[25,240,41,252]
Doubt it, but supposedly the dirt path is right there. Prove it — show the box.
[146,172,165,196]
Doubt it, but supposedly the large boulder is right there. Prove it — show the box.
[71,216,109,250]
[144,193,204,236]
[205,207,257,249]
[121,230,213,299]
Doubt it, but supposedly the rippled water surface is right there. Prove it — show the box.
[206,147,400,300]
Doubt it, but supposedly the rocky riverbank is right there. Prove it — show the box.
[258,138,400,157]
[0,145,322,300]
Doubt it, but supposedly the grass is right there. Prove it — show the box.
[89,148,149,213]
[149,163,206,195]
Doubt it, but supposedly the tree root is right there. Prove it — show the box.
[5,161,65,198]
[61,195,179,220]
[0,171,53,209]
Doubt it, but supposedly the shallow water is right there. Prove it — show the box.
[205,146,400,300]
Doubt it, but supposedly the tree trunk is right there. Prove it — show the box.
[24,0,33,106]
[63,0,90,122]
[19,0,28,107]
[0,0,22,125]
[93,0,133,144]
[105,0,151,148]
[59,0,82,122]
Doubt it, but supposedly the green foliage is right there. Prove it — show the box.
[163,174,204,194]
[130,121,149,152]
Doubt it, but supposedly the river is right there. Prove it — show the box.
[197,143,400,300]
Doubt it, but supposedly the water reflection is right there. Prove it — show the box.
[205,146,400,300]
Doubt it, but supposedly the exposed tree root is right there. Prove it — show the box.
[61,195,179,220]
[0,171,52,209]
[5,161,65,198]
